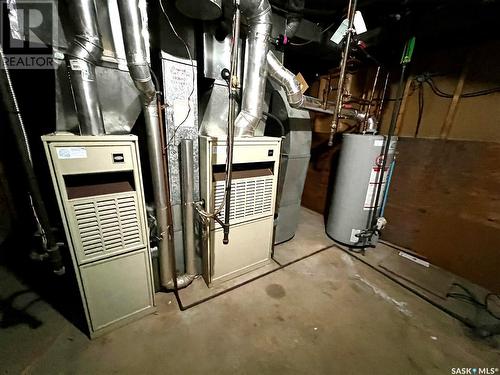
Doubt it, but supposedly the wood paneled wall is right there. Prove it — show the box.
[301,41,500,292]
[382,138,500,293]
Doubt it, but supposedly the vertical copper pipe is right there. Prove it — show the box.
[328,0,357,146]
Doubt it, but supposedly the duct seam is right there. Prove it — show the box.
[66,0,105,135]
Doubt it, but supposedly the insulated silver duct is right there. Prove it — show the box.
[266,51,303,108]
[117,0,195,290]
[234,0,272,137]
[66,0,105,135]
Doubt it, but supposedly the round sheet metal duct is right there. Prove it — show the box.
[175,0,222,20]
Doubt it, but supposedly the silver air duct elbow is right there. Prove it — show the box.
[266,51,303,108]
[234,0,272,137]
[116,0,156,104]
[66,0,105,135]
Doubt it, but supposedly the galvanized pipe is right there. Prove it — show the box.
[65,0,105,135]
[266,51,303,108]
[0,45,64,274]
[234,0,272,137]
[180,139,197,276]
[116,0,156,103]
[117,0,175,288]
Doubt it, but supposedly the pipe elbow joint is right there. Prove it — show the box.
[287,83,304,108]
[68,36,103,63]
[267,51,304,108]
[234,110,260,137]
[127,64,156,103]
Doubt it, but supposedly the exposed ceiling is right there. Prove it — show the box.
[278,0,500,75]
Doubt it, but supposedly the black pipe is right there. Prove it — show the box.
[263,111,286,137]
[172,244,335,310]
[0,45,64,274]
[369,63,407,232]
[338,246,479,331]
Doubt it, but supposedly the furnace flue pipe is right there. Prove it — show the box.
[117,0,175,288]
[180,139,197,276]
[66,0,105,135]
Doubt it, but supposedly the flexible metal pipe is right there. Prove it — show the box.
[0,45,64,274]
[180,140,197,276]
[266,51,303,108]
[234,0,272,137]
[66,0,105,135]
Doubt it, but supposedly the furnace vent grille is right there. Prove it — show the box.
[213,176,274,225]
[72,193,143,262]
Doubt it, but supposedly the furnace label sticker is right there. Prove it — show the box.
[69,59,82,71]
[56,147,87,159]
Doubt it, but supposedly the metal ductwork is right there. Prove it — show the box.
[266,51,303,108]
[117,0,195,290]
[234,0,273,137]
[65,0,105,135]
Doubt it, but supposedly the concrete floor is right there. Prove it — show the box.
[1,208,499,374]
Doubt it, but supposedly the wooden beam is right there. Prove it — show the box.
[440,54,472,139]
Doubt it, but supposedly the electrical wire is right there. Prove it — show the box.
[289,40,313,46]
[263,111,285,137]
[446,283,500,320]
[414,81,424,137]
[425,76,500,98]
[158,0,196,147]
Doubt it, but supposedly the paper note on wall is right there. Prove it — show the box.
[173,99,192,128]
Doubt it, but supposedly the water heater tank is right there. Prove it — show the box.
[326,133,397,247]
